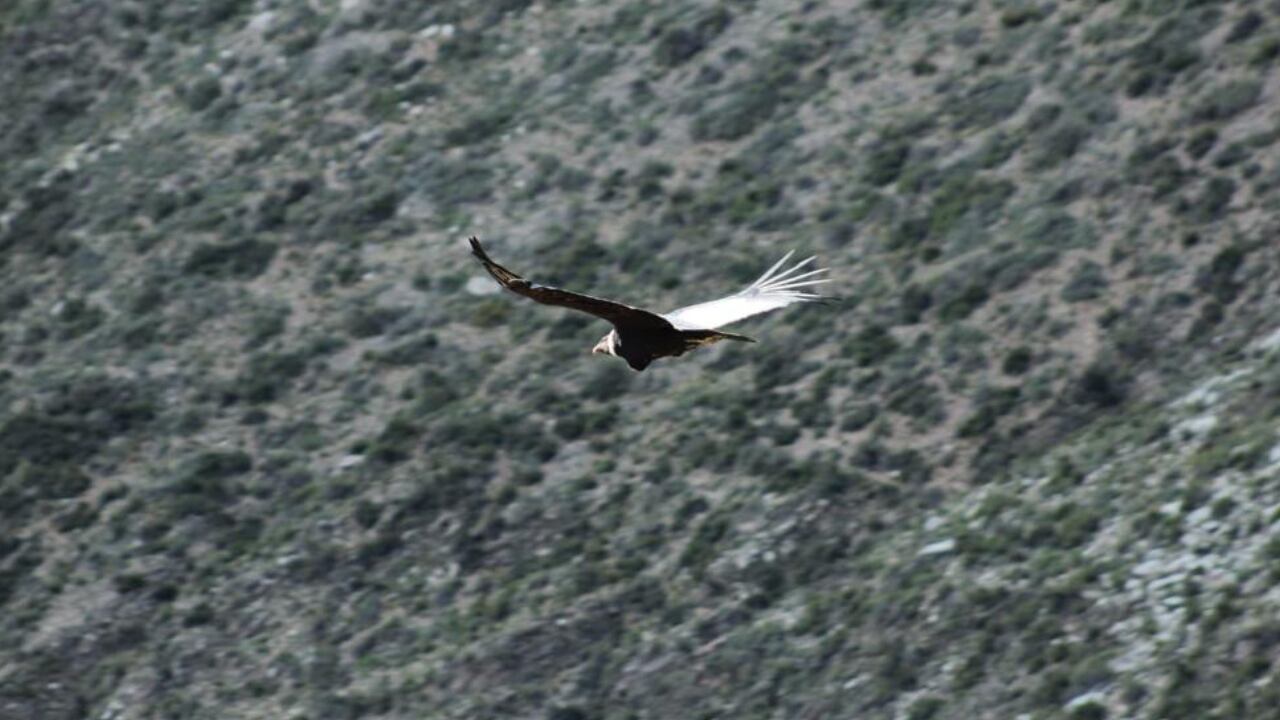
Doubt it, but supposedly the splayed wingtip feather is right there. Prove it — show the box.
[757,269,829,291]
[765,255,817,285]
[751,250,796,288]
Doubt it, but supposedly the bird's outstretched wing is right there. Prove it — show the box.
[661,250,831,330]
[469,238,674,331]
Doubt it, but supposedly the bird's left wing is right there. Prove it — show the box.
[469,238,674,331]
[661,250,831,330]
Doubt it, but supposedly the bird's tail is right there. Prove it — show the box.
[680,329,757,349]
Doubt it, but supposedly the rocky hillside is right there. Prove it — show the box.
[2,0,1280,718]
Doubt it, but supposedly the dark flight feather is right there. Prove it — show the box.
[469,238,673,332]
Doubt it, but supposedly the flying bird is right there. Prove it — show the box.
[469,237,831,371]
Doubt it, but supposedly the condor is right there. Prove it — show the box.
[469,237,831,371]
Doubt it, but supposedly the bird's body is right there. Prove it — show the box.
[469,238,830,371]
[591,326,751,371]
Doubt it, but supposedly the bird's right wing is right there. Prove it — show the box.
[661,250,830,330]
[469,238,674,331]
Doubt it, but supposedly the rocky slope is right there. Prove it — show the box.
[2,1,1280,718]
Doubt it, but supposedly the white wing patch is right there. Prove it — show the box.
[661,250,830,330]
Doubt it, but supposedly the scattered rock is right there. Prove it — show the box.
[918,538,956,556]
[466,276,500,296]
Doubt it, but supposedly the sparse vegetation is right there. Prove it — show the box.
[1,1,1278,718]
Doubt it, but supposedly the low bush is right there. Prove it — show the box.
[958,387,1022,438]
[950,74,1032,129]
[1182,176,1236,223]
[1124,16,1207,97]
[653,6,733,67]
[1061,261,1108,302]
[183,239,278,279]
[1188,79,1262,123]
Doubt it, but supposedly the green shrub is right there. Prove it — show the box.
[151,583,180,603]
[412,156,494,211]
[937,283,990,322]
[582,364,631,402]
[1030,121,1091,168]
[958,387,1021,438]
[184,239,278,279]
[1196,244,1248,303]
[392,463,481,525]
[928,175,1015,244]
[344,305,408,338]
[1074,362,1126,409]
[1226,10,1263,44]
[369,416,420,464]
[1127,138,1188,197]
[898,284,933,324]
[907,696,946,720]
[181,76,222,112]
[867,0,941,26]
[54,501,98,533]
[187,449,253,480]
[443,102,518,147]
[243,305,289,348]
[354,187,400,226]
[1252,36,1280,66]
[1002,346,1033,375]
[1061,261,1108,302]
[54,298,105,339]
[680,515,729,572]
[3,177,80,256]
[885,217,932,255]
[184,602,215,627]
[690,37,827,142]
[1000,2,1050,27]
[864,138,910,186]
[633,161,674,201]
[371,333,440,366]
[840,403,879,432]
[165,450,252,518]
[1183,176,1235,223]
[950,74,1032,129]
[552,415,585,441]
[886,377,944,423]
[1211,142,1248,168]
[974,130,1022,168]
[1125,16,1206,97]
[1019,209,1093,249]
[653,6,732,67]
[113,572,147,594]
[232,349,310,403]
[357,529,403,563]
[1185,128,1218,158]
[0,541,42,605]
[39,462,93,499]
[520,154,591,199]
[0,414,102,475]
[1189,79,1262,123]
[846,325,900,366]
[691,82,783,141]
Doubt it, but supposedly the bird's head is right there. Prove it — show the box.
[592,330,619,358]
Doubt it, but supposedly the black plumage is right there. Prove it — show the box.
[469,237,828,371]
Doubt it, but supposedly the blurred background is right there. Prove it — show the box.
[3,1,1280,718]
